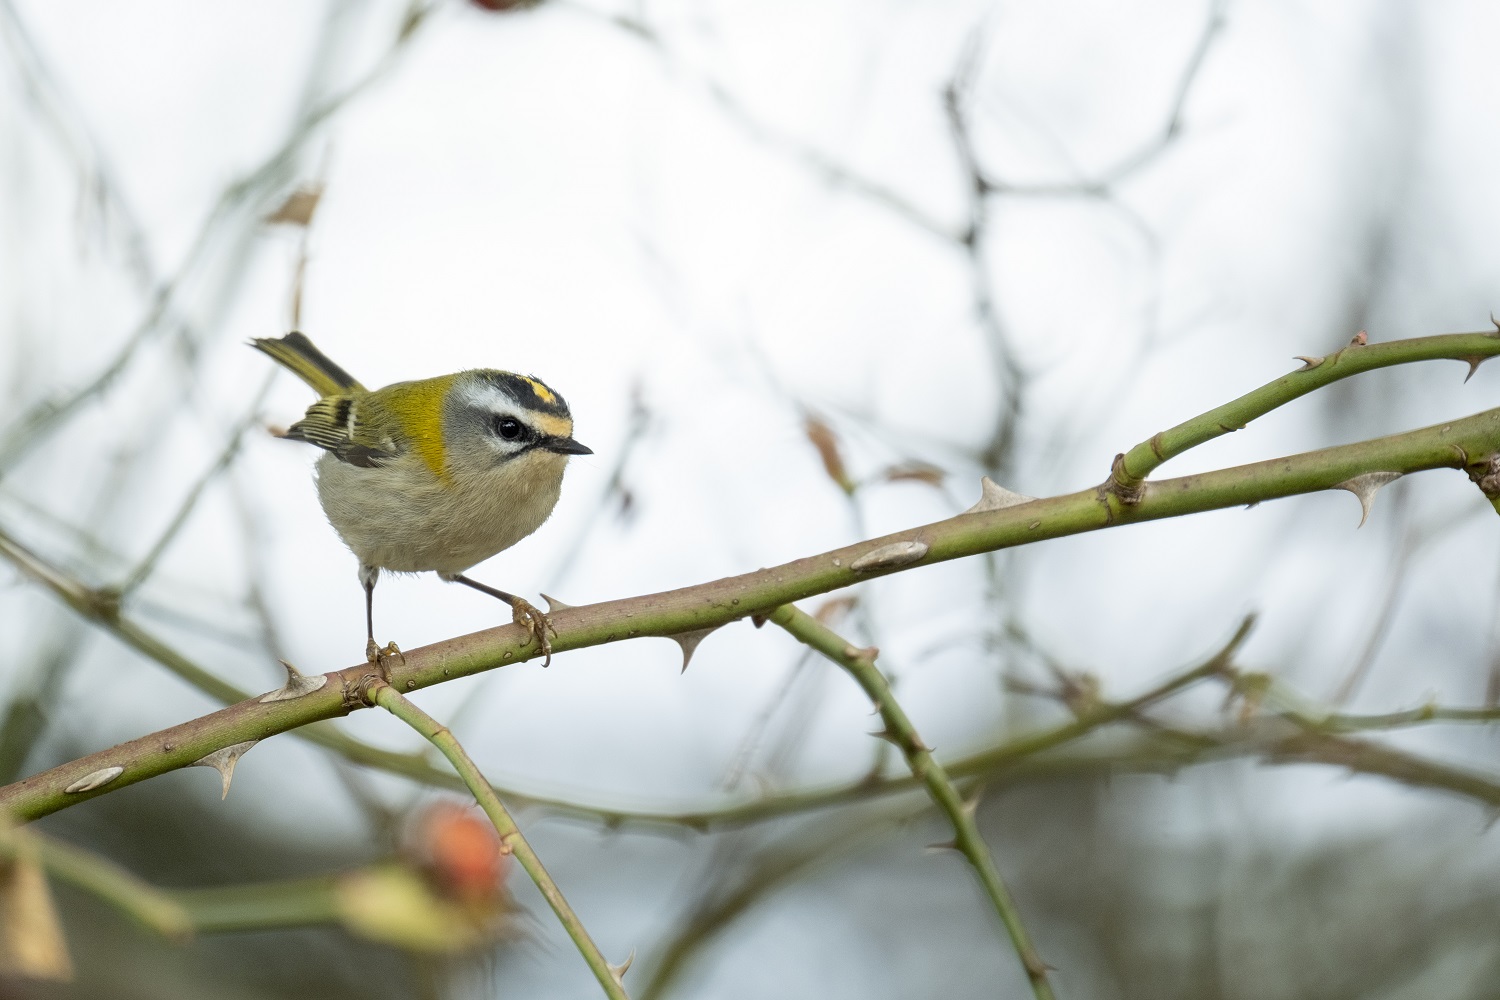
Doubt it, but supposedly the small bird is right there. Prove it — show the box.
[252,332,591,667]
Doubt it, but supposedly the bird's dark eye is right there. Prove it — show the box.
[493,416,524,441]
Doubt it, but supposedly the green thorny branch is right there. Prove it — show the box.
[368,680,632,999]
[1,328,1500,994]
[766,603,1231,1000]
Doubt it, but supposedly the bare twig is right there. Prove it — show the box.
[114,372,276,598]
[0,0,433,471]
[0,821,192,939]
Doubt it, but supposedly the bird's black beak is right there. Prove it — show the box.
[547,436,593,456]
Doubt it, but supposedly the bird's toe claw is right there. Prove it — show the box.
[366,639,404,678]
[510,598,554,667]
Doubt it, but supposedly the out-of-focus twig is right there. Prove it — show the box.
[637,816,896,1000]
[544,380,653,594]
[0,0,433,472]
[114,372,276,598]
[0,821,193,939]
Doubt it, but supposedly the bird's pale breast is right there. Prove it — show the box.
[315,449,567,574]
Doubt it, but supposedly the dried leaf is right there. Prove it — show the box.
[263,184,324,227]
[813,596,857,624]
[883,461,946,487]
[0,842,72,981]
[804,415,856,494]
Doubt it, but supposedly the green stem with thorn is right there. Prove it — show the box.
[770,603,1061,1000]
[5,329,1500,828]
[366,680,632,1000]
[1110,328,1500,492]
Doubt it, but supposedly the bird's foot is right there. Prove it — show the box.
[510,598,556,668]
[366,639,405,678]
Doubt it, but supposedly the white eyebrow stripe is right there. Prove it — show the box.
[455,379,521,414]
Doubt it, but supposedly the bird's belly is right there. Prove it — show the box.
[314,453,564,574]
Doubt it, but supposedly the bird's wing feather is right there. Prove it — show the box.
[284,395,401,468]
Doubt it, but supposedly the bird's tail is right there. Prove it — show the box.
[251,332,366,397]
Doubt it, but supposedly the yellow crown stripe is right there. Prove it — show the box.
[521,376,557,405]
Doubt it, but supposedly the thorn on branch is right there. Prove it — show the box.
[964,477,1036,514]
[1293,355,1325,372]
[540,593,575,612]
[1023,952,1057,982]
[259,660,327,703]
[1334,472,1403,528]
[1463,357,1487,383]
[191,740,259,800]
[670,626,721,673]
[607,950,635,984]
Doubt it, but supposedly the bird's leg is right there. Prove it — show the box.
[446,573,556,667]
[361,565,402,673]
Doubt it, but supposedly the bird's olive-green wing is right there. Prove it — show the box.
[284,394,401,468]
